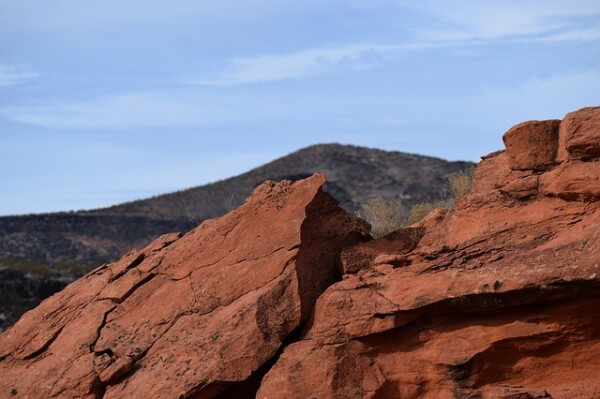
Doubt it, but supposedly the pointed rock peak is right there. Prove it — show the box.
[0,173,368,399]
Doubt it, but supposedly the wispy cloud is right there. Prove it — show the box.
[520,26,600,43]
[0,65,39,87]
[409,0,600,44]
[182,1,600,87]
[183,45,397,86]
[0,91,301,129]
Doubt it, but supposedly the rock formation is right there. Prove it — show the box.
[1,106,599,399]
[258,106,600,399]
[0,174,369,398]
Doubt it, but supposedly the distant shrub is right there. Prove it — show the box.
[446,168,474,200]
[405,200,445,225]
[357,168,475,234]
[356,197,405,238]
[0,258,53,278]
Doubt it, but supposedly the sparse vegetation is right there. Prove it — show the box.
[405,200,447,225]
[445,168,474,202]
[356,197,405,238]
[357,168,475,236]
[0,258,53,278]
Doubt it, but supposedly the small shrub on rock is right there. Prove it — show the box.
[356,197,405,238]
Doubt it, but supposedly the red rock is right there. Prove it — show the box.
[540,161,600,201]
[338,226,424,274]
[2,107,600,399]
[98,356,134,384]
[0,174,369,399]
[258,110,600,399]
[502,119,560,170]
[557,106,600,162]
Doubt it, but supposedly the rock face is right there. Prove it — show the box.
[502,119,560,170]
[1,107,599,399]
[0,174,369,398]
[258,107,600,399]
[557,106,600,162]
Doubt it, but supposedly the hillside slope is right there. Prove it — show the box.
[91,143,473,221]
[0,143,472,330]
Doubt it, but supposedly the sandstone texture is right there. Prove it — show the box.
[557,106,600,162]
[1,107,600,399]
[0,174,369,398]
[258,108,600,399]
[502,119,559,170]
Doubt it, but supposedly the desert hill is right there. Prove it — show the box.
[0,143,472,330]
[88,143,473,221]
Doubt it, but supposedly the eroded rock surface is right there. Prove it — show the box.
[0,174,369,399]
[258,107,600,399]
[2,107,599,399]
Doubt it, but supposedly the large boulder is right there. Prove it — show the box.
[257,107,600,399]
[557,106,600,162]
[502,119,560,170]
[0,174,369,399]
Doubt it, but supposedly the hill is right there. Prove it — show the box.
[89,143,473,221]
[0,143,472,329]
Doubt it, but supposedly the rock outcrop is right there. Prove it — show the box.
[0,174,369,398]
[1,107,599,399]
[257,107,600,399]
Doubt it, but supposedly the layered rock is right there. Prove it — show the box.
[2,107,599,399]
[258,108,600,399]
[0,174,369,399]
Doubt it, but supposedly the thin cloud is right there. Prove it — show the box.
[0,91,302,129]
[183,45,397,86]
[408,0,600,44]
[182,1,600,87]
[0,65,39,87]
[520,26,600,43]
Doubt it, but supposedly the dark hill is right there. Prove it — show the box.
[0,143,473,329]
[88,143,473,221]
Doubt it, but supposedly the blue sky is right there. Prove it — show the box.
[1,0,599,215]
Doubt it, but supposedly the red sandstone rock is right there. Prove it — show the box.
[0,174,369,399]
[502,119,560,170]
[2,107,600,399]
[557,106,600,162]
[257,108,600,399]
[540,161,600,201]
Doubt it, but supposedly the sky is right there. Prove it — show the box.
[1,0,599,215]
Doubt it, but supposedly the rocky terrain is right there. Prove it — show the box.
[0,106,599,398]
[0,144,471,330]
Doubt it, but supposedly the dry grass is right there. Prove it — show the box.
[405,201,444,225]
[446,169,474,199]
[356,197,405,238]
[357,168,475,234]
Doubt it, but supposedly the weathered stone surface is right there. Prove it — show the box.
[557,106,600,162]
[0,174,369,399]
[338,227,424,274]
[502,119,559,170]
[258,109,600,399]
[540,161,600,201]
[2,107,599,399]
